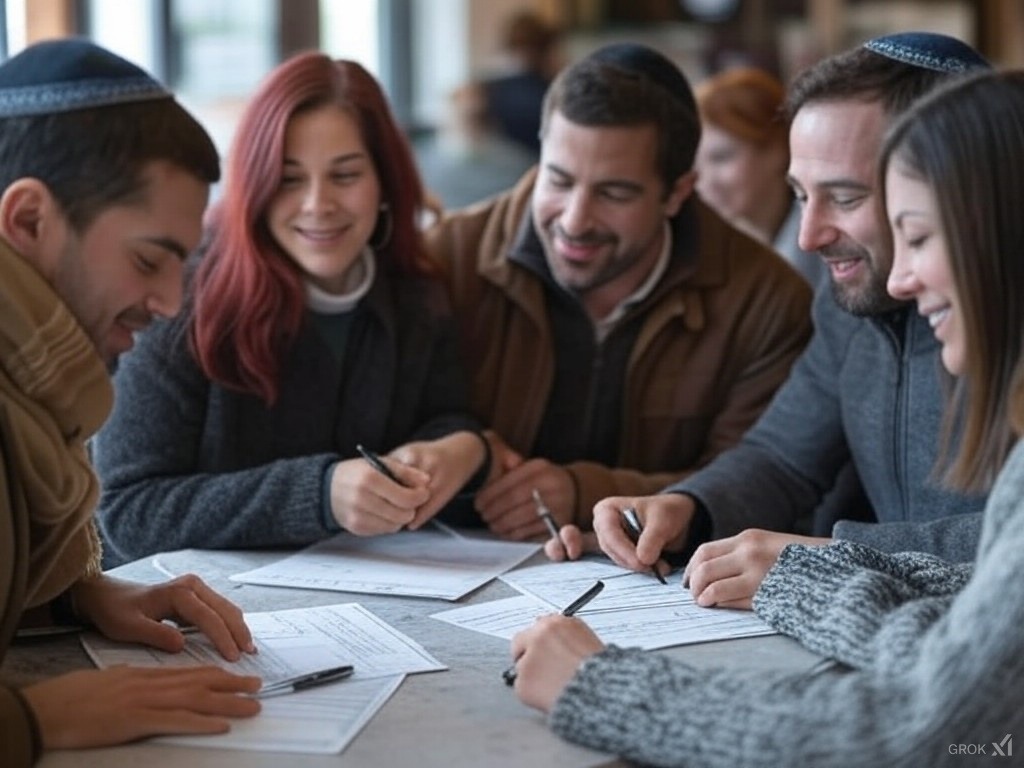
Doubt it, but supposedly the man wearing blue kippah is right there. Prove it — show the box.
[583,32,991,602]
[426,43,812,541]
[510,33,1001,767]
[0,39,261,767]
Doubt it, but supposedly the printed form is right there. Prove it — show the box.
[81,603,446,754]
[431,559,777,650]
[229,527,539,600]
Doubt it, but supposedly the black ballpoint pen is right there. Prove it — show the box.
[621,506,669,585]
[356,443,409,487]
[256,664,355,698]
[503,580,605,686]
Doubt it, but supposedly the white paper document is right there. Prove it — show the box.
[431,559,776,650]
[229,528,540,600]
[81,603,446,753]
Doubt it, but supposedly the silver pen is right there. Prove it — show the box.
[532,488,561,539]
[620,506,668,585]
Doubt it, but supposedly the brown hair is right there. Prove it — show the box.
[541,50,700,193]
[880,70,1024,491]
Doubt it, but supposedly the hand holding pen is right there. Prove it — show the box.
[620,506,668,585]
[533,488,567,560]
[356,444,410,487]
[533,488,598,561]
[503,580,605,686]
[326,446,430,535]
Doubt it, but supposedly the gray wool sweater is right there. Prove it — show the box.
[549,439,1024,767]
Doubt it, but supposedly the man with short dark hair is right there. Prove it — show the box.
[427,43,812,541]
[0,40,261,767]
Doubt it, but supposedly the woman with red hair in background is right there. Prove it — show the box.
[695,67,825,287]
[91,53,489,566]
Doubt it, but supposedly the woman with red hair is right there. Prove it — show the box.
[91,53,489,565]
[695,67,824,287]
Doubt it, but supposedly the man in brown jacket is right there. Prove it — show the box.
[427,44,811,541]
[0,41,261,767]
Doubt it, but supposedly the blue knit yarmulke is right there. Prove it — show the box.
[0,38,170,117]
[863,32,991,73]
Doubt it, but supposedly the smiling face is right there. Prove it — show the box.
[695,123,785,225]
[788,99,901,316]
[46,160,207,363]
[531,111,691,320]
[267,104,381,294]
[885,161,962,375]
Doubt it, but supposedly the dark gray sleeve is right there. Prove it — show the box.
[93,320,337,566]
[832,512,983,562]
[670,292,854,538]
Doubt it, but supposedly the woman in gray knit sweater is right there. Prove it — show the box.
[509,70,1024,768]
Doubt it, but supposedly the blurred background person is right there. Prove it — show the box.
[416,77,537,212]
[695,67,825,287]
[476,9,564,157]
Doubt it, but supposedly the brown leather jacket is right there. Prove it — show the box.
[426,170,812,526]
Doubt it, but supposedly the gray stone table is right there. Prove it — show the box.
[4,548,823,768]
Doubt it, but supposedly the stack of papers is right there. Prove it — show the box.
[431,559,777,650]
[81,603,446,754]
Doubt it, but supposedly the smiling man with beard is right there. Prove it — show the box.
[427,43,812,543]
[586,33,994,609]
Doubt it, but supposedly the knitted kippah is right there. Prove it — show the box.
[863,32,991,74]
[585,42,697,115]
[0,38,170,117]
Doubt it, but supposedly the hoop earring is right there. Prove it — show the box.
[369,203,393,250]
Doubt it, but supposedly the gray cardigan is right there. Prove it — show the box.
[549,439,1024,767]
[671,286,986,560]
[94,266,480,566]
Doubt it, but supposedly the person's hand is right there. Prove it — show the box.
[329,456,431,535]
[474,457,575,540]
[389,431,487,528]
[510,615,604,713]
[592,494,695,578]
[483,430,524,483]
[22,666,261,749]
[71,574,256,661]
[543,524,600,562]
[684,530,831,609]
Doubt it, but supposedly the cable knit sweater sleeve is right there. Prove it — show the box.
[548,440,1024,768]
[753,540,972,670]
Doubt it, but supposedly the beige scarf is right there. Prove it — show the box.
[0,239,109,607]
